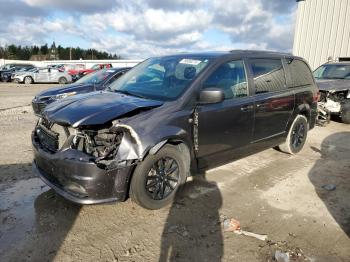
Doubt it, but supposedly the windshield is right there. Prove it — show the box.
[2,64,13,70]
[313,64,350,79]
[91,64,101,70]
[76,68,113,85]
[108,56,211,101]
[17,67,33,72]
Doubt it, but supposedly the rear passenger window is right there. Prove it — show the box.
[250,59,286,94]
[287,59,314,87]
[203,60,248,99]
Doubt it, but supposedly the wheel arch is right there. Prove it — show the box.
[24,75,34,83]
[286,103,311,133]
[146,137,193,162]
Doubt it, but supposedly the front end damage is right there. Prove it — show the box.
[317,89,350,125]
[32,118,143,204]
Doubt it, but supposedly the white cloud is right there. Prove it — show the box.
[213,0,296,51]
[104,8,212,41]
[0,0,297,58]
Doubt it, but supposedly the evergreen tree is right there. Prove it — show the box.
[0,43,121,60]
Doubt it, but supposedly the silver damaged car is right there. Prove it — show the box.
[14,67,72,84]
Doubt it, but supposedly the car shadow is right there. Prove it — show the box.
[0,163,80,261]
[308,132,350,236]
[159,174,223,262]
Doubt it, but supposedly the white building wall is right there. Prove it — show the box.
[293,0,350,70]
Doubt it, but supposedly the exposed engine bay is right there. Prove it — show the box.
[75,129,123,161]
[34,118,142,170]
[317,89,350,126]
[319,89,349,113]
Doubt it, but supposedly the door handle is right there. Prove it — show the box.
[241,105,253,112]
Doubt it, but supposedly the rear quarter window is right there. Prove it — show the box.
[250,59,286,94]
[287,59,314,87]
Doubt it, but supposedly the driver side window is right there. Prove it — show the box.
[203,60,248,99]
[39,68,49,73]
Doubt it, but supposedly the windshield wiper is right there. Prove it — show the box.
[112,89,148,99]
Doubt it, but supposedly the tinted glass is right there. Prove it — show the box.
[109,56,211,101]
[203,60,248,99]
[104,71,124,86]
[250,59,286,94]
[286,59,314,87]
[76,69,115,85]
[313,64,350,80]
[91,64,101,70]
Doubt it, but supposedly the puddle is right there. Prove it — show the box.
[0,178,48,253]
[0,177,81,260]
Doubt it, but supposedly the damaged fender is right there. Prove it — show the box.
[111,122,143,161]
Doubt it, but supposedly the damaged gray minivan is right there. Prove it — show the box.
[32,51,318,209]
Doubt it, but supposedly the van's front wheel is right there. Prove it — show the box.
[130,144,188,210]
[278,115,308,154]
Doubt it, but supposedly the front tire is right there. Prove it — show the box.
[340,102,350,124]
[130,144,188,210]
[278,115,308,154]
[24,76,33,84]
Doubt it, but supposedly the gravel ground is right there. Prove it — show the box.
[0,82,349,262]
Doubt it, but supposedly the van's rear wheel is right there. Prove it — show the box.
[278,115,308,154]
[130,144,188,210]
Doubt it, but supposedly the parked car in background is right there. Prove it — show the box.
[46,63,113,81]
[13,67,72,84]
[80,63,113,76]
[11,66,38,81]
[32,67,131,116]
[313,62,350,124]
[32,51,318,209]
[0,63,35,82]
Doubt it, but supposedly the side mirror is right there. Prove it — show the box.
[199,88,224,104]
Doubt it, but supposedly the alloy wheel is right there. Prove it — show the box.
[291,122,306,149]
[145,157,179,200]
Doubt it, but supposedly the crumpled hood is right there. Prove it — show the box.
[316,79,350,92]
[43,91,163,127]
[36,83,93,97]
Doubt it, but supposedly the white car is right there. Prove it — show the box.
[14,67,72,84]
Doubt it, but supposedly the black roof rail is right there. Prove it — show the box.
[229,49,292,56]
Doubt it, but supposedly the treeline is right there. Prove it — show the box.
[0,43,121,60]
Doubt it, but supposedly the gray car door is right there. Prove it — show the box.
[197,59,255,169]
[49,69,60,82]
[35,68,50,82]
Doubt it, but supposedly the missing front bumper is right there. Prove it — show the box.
[32,138,134,205]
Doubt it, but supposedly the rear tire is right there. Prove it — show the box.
[130,144,188,210]
[24,76,33,84]
[340,102,350,124]
[58,77,67,84]
[278,115,308,155]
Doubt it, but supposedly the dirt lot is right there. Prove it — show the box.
[0,83,349,262]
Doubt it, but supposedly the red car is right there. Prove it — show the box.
[78,64,113,76]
